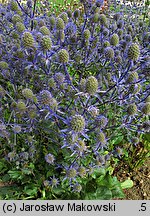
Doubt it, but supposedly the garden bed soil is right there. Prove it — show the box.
[114,158,150,200]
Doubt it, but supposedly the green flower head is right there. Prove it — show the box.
[22,31,35,48]
[58,49,69,63]
[85,76,98,95]
[127,43,140,61]
[70,114,85,133]
[110,33,119,46]
[127,103,137,116]
[40,36,52,50]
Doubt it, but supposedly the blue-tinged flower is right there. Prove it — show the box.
[141,103,150,115]
[114,147,123,158]
[8,151,17,162]
[104,47,114,59]
[54,72,65,84]
[72,183,82,193]
[142,121,150,132]
[130,137,139,146]
[78,166,87,177]
[59,12,68,24]
[56,17,65,30]
[12,125,22,134]
[88,106,99,117]
[43,180,50,187]
[96,131,106,145]
[38,90,52,105]
[74,139,87,155]
[110,33,119,46]
[65,166,77,180]
[95,115,108,128]
[10,0,19,11]
[127,103,137,116]
[0,85,5,97]
[27,0,32,8]
[45,153,55,164]
[40,36,52,50]
[126,71,139,83]
[50,176,59,188]
[65,21,77,35]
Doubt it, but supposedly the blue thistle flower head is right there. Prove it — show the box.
[45,153,55,164]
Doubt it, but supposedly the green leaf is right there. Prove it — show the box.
[22,168,32,175]
[96,187,112,200]
[8,170,22,180]
[111,135,124,145]
[52,186,65,195]
[24,185,38,196]
[92,168,106,179]
[0,160,7,173]
[111,186,125,199]
[121,179,134,189]
[84,193,97,200]
[2,174,10,182]
[143,133,150,142]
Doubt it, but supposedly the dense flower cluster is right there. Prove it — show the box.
[0,0,149,195]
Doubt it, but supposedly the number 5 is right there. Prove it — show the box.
[141,203,146,211]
